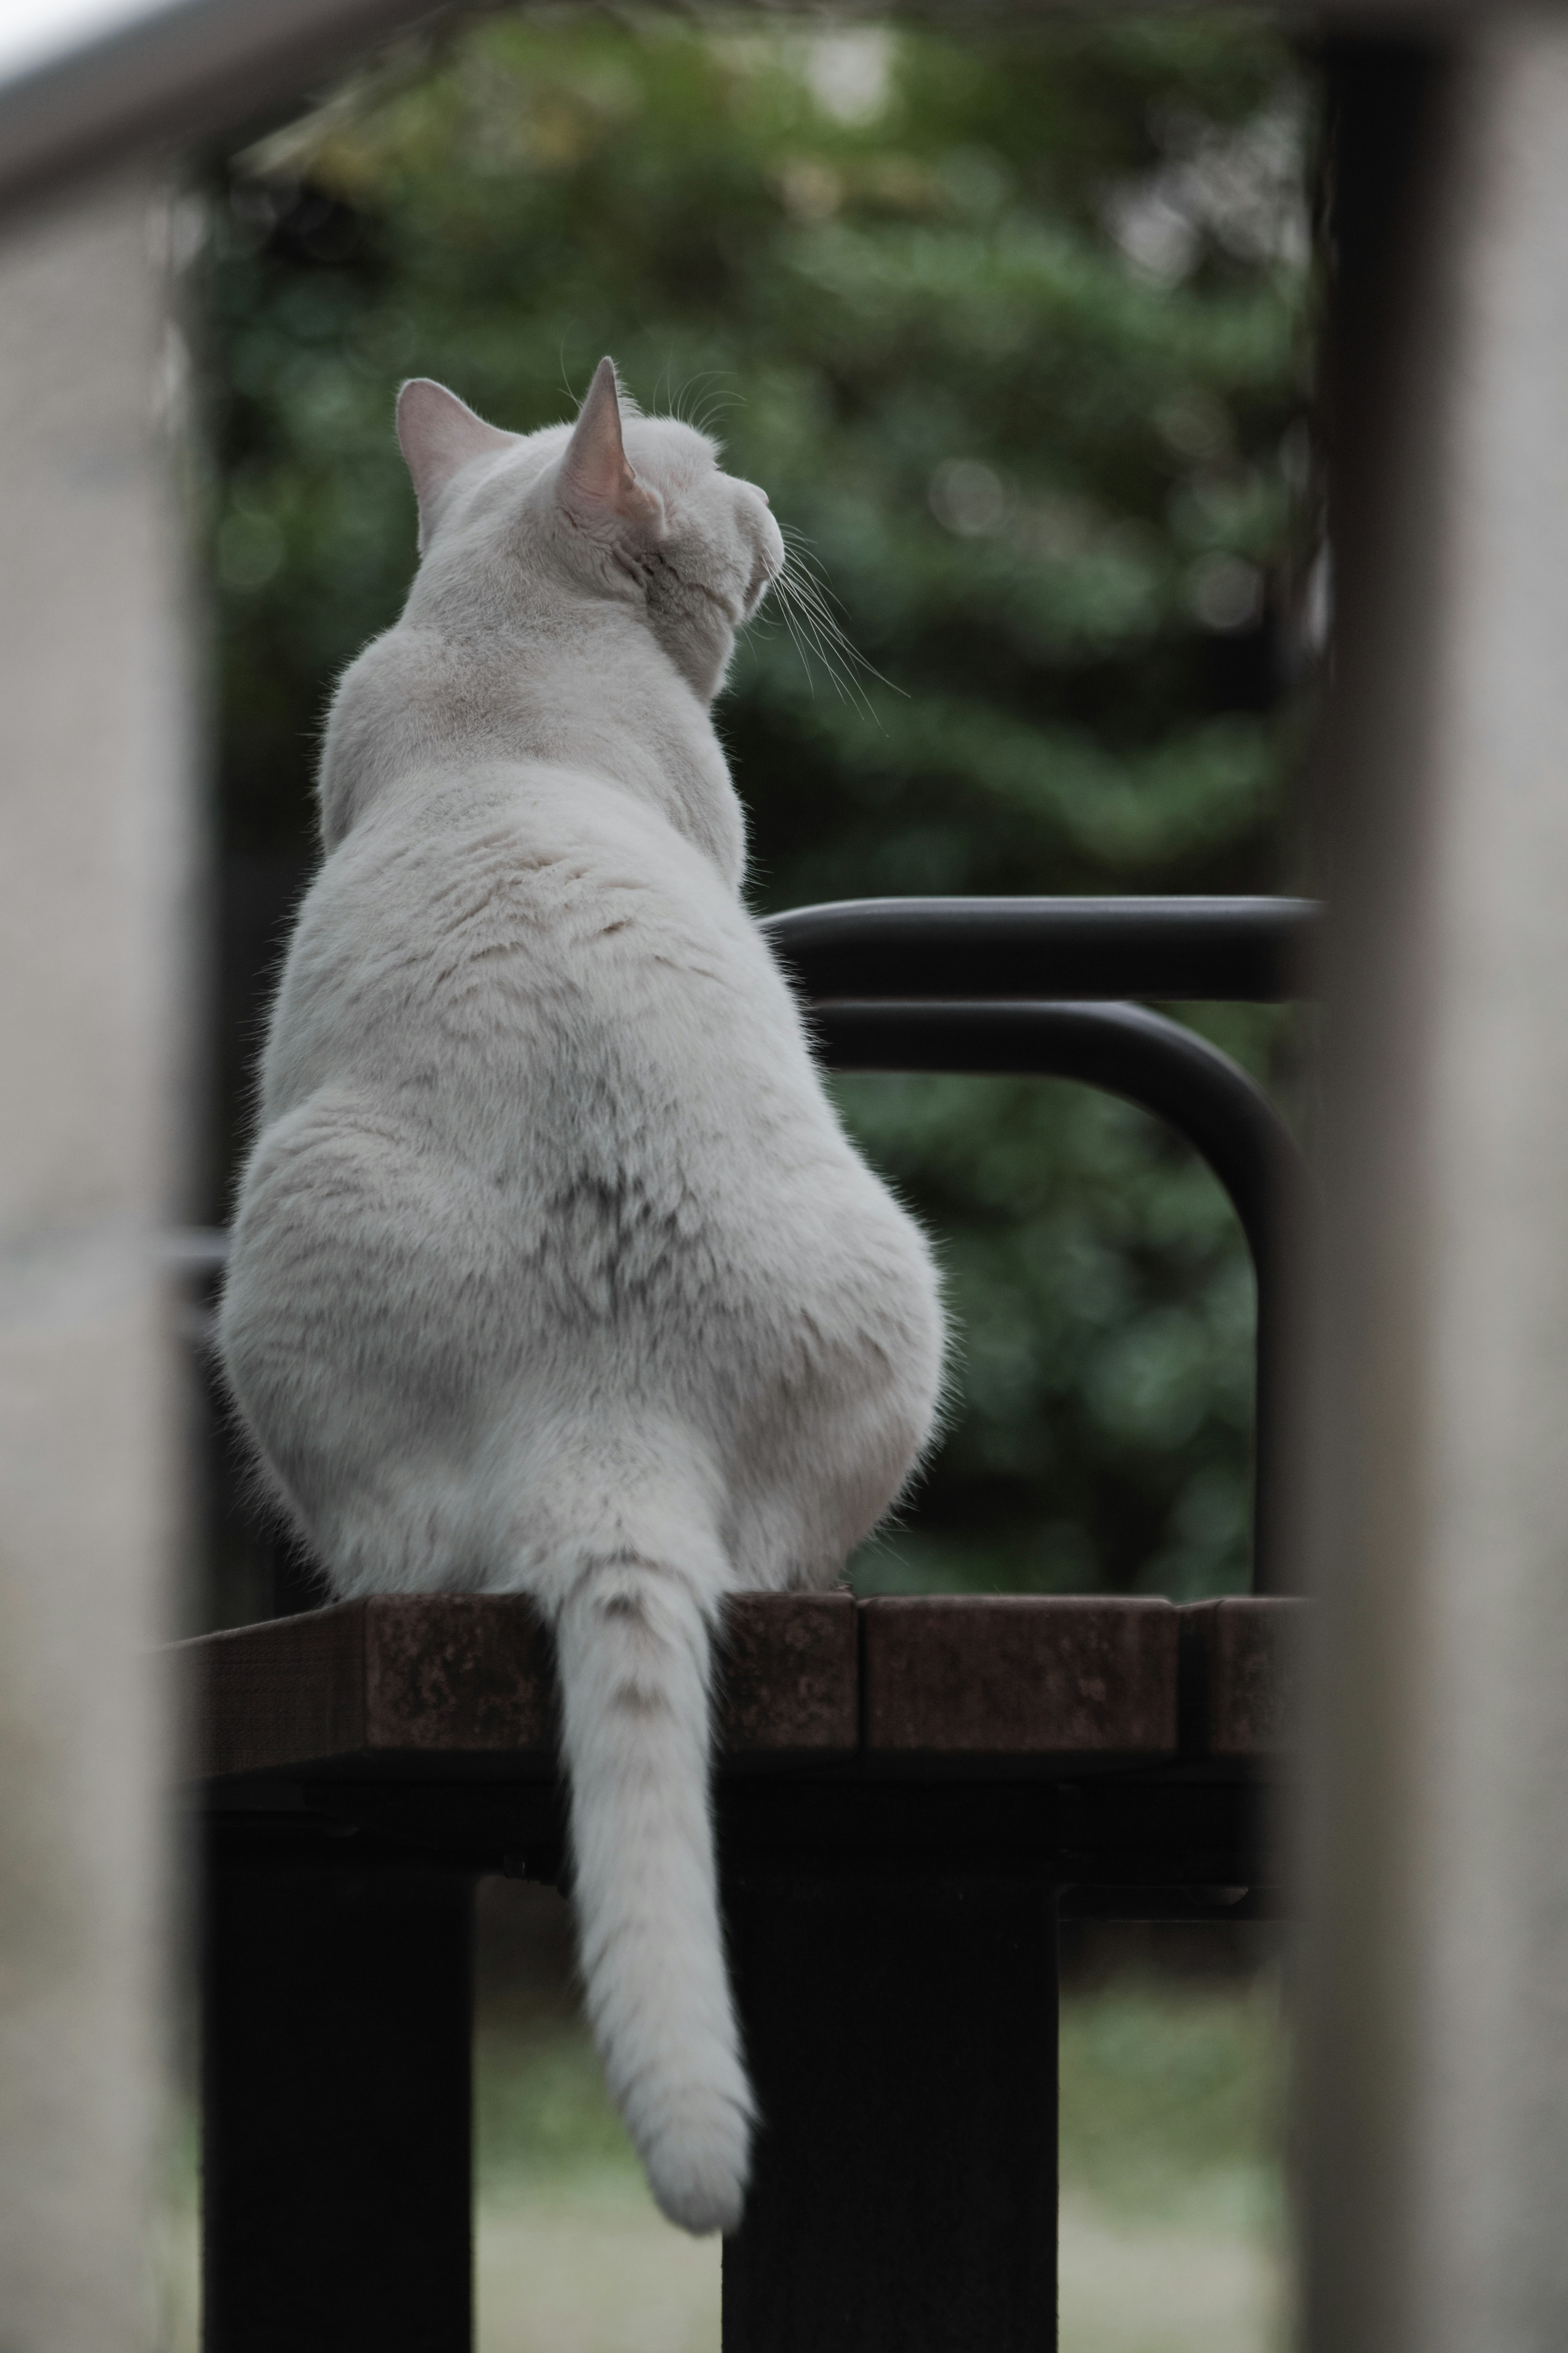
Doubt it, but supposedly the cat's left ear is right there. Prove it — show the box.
[557,358,665,552]
[397,379,514,549]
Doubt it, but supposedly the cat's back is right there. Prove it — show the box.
[260,755,822,1164]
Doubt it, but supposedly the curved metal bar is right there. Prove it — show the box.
[764,895,1320,1006]
[811,1001,1300,1278]
[811,1000,1311,1597]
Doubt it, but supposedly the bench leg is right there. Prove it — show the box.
[202,1853,475,2353]
[721,1865,1058,2353]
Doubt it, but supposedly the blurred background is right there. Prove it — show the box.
[170,9,1317,2346]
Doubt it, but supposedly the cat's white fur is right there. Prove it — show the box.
[218,359,945,2235]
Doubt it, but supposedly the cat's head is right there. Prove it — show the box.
[395,359,783,704]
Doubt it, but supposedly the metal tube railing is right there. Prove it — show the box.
[811,994,1312,1596]
[764,894,1319,1005]
[767,894,1317,1595]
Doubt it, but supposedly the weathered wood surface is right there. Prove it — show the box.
[862,1593,1178,1755]
[179,1591,1300,1780]
[1192,1596,1300,1756]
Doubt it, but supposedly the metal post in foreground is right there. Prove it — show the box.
[723,1852,1058,2351]
[203,1854,476,2352]
[1302,24,1568,2351]
[0,167,194,2346]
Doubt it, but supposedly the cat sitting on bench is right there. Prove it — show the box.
[218,360,945,2235]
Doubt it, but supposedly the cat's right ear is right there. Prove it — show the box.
[396,379,514,550]
[557,358,664,555]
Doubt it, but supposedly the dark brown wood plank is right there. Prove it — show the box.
[862,1596,1179,1756]
[182,1591,1239,1777]
[719,1593,857,1755]
[180,1590,862,1778]
[362,1595,556,1754]
[178,1602,368,1781]
[1197,1597,1302,1757]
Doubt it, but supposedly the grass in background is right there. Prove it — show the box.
[1061,1964,1284,2232]
[1057,1955,1287,2353]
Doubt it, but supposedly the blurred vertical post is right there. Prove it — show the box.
[0,166,195,2344]
[1303,22,1568,2351]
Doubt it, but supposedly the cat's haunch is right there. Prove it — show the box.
[218,359,945,2233]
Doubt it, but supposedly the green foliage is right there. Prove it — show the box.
[1058,1970,1286,2230]
[201,6,1316,1596]
[478,2015,644,2192]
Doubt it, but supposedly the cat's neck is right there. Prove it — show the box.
[317,601,746,889]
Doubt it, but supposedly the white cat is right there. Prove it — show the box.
[218,360,945,2235]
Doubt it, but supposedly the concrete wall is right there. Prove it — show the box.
[0,163,196,2347]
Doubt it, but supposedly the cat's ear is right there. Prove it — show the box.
[557,358,664,546]
[396,379,513,549]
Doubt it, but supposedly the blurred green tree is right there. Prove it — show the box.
[200,6,1316,1601]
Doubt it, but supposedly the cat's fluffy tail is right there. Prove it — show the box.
[554,1550,753,2235]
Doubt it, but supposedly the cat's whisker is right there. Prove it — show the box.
[782,555,888,676]
[774,569,854,691]
[768,578,822,700]
[557,343,588,413]
[670,369,742,441]
[777,582,851,696]
[668,370,698,428]
[769,555,900,723]
[695,401,743,442]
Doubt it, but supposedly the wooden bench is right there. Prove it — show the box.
[185,1589,1296,2353]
